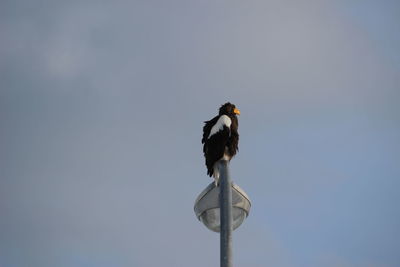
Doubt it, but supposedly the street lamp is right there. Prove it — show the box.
[194,179,251,232]
[194,160,251,267]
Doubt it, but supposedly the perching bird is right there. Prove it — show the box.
[202,102,240,185]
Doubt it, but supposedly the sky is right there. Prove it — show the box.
[1,0,399,266]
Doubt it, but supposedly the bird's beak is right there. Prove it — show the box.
[234,108,240,115]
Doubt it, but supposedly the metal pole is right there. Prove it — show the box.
[219,160,233,267]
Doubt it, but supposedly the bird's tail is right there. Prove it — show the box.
[212,164,220,186]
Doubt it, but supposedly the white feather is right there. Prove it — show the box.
[208,115,231,139]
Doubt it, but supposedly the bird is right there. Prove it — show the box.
[202,102,240,185]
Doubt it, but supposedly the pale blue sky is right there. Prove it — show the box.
[1,1,399,266]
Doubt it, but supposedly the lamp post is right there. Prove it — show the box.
[194,160,251,267]
[219,160,233,267]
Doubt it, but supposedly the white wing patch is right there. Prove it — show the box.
[208,115,231,139]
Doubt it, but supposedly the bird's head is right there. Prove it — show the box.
[219,102,240,116]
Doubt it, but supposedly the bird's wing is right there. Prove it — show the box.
[204,123,231,176]
[203,115,232,176]
[202,115,219,145]
[208,115,231,139]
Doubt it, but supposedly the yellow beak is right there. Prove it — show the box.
[234,108,240,115]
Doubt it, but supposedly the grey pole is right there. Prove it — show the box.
[219,160,233,267]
